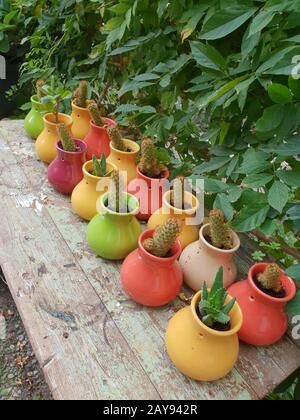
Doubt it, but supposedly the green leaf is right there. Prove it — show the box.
[286,265,300,283]
[256,104,284,132]
[202,281,209,301]
[248,10,275,36]
[133,73,160,82]
[214,194,234,221]
[277,169,300,187]
[100,154,106,177]
[256,46,299,74]
[241,25,260,58]
[268,181,289,213]
[190,41,227,72]
[286,291,300,321]
[288,75,300,99]
[214,312,230,325]
[119,81,155,96]
[268,83,293,104]
[211,267,224,296]
[233,204,270,232]
[193,157,231,174]
[243,173,273,188]
[222,297,237,316]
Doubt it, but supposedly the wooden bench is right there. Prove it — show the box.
[0,119,299,400]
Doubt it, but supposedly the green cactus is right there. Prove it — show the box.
[143,218,181,258]
[108,127,126,152]
[36,80,45,100]
[92,154,108,177]
[57,123,77,152]
[257,264,282,292]
[139,137,162,178]
[73,81,88,108]
[108,171,127,213]
[88,103,105,127]
[171,176,185,208]
[209,209,233,250]
[199,267,236,329]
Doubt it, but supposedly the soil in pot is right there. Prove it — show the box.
[196,307,231,332]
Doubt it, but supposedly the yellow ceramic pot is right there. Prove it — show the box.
[148,190,200,250]
[71,160,117,221]
[71,100,93,140]
[107,139,140,184]
[166,291,243,381]
[35,113,73,164]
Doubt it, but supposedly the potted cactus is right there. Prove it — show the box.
[87,172,141,260]
[127,138,169,221]
[166,267,243,381]
[71,81,94,140]
[121,219,183,307]
[71,154,117,221]
[84,103,117,160]
[228,263,296,346]
[47,123,87,195]
[179,208,240,291]
[107,127,140,184]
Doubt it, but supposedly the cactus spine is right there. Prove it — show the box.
[257,264,282,292]
[88,103,105,127]
[108,127,126,152]
[139,137,161,178]
[36,80,45,100]
[143,219,182,258]
[73,81,88,108]
[171,176,185,208]
[108,171,127,213]
[57,123,77,152]
[209,209,233,250]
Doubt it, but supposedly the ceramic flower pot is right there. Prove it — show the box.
[107,139,140,184]
[24,95,54,139]
[121,230,183,307]
[35,113,73,164]
[228,263,296,346]
[147,190,200,250]
[85,118,118,160]
[71,100,93,140]
[71,160,117,221]
[179,224,240,291]
[127,166,170,221]
[166,290,243,381]
[48,140,87,195]
[87,192,141,260]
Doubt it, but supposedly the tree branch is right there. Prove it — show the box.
[252,230,300,261]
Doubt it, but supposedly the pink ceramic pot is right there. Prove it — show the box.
[228,263,296,346]
[48,140,87,195]
[84,118,117,160]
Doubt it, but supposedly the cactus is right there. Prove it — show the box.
[209,209,233,250]
[139,137,162,178]
[73,81,88,108]
[143,219,181,258]
[257,263,282,292]
[108,127,126,152]
[171,176,185,208]
[88,103,105,127]
[36,80,45,100]
[92,154,107,177]
[108,171,127,213]
[57,123,77,152]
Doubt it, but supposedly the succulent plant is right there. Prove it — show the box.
[36,80,45,100]
[108,127,126,152]
[257,263,282,292]
[57,123,76,152]
[108,171,127,213]
[199,267,236,329]
[209,209,233,250]
[143,218,181,258]
[170,176,185,208]
[73,81,88,108]
[92,154,107,177]
[88,103,105,127]
[139,137,162,178]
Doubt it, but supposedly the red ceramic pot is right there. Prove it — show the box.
[48,140,87,195]
[127,166,169,221]
[121,229,183,307]
[228,263,296,346]
[84,118,117,160]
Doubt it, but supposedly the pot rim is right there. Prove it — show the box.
[56,140,87,155]
[191,291,243,337]
[248,263,296,303]
[139,229,182,262]
[90,118,117,130]
[71,99,94,111]
[163,190,199,215]
[200,224,240,254]
[136,165,169,182]
[43,113,73,127]
[31,95,42,105]
[83,160,117,181]
[109,139,140,156]
[100,191,140,216]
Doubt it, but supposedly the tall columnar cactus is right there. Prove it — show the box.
[108,127,126,152]
[139,137,162,178]
[171,176,185,208]
[108,171,127,213]
[143,219,182,258]
[257,264,282,292]
[36,80,45,100]
[209,209,233,250]
[88,103,105,127]
[73,81,88,108]
[57,123,77,152]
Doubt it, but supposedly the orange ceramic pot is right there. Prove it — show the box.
[121,230,183,307]
[127,166,170,221]
[228,263,296,346]
[107,139,140,184]
[35,113,73,164]
[166,291,243,381]
[85,118,117,160]
[179,224,240,291]
[71,100,93,140]
[148,190,200,249]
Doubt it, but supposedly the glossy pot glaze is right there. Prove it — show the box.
[121,230,183,307]
[85,118,117,160]
[107,139,140,184]
[228,263,296,346]
[70,100,93,140]
[24,95,54,139]
[48,140,87,195]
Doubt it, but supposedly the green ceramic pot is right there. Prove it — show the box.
[87,192,141,260]
[24,95,54,139]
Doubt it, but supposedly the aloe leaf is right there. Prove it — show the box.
[223,297,236,315]
[210,267,224,296]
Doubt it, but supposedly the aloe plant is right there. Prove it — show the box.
[39,76,71,123]
[73,80,88,108]
[57,123,76,152]
[257,263,282,293]
[139,137,162,178]
[143,218,181,258]
[209,209,233,250]
[92,154,108,177]
[198,267,236,329]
